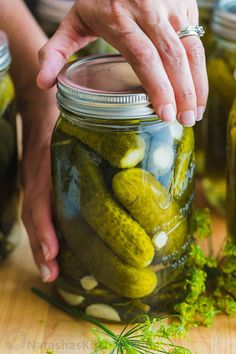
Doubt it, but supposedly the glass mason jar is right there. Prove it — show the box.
[195,0,216,175]
[51,55,195,322]
[202,0,236,215]
[227,98,236,243]
[0,32,20,262]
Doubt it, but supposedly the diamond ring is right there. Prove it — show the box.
[177,26,205,39]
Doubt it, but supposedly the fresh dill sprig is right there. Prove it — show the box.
[173,208,236,329]
[193,208,212,239]
[32,288,192,354]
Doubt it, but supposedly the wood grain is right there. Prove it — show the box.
[0,216,235,354]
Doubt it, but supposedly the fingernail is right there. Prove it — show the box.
[160,104,176,122]
[40,264,51,282]
[179,110,196,127]
[41,242,50,261]
[196,106,205,121]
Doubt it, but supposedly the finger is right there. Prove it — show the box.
[30,192,59,262]
[23,212,59,282]
[30,240,59,283]
[138,18,197,127]
[97,20,177,122]
[180,36,208,121]
[37,6,96,89]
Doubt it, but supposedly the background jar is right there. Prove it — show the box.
[0,32,20,262]
[202,0,236,215]
[35,0,117,55]
[227,98,236,243]
[195,0,217,175]
[51,54,195,322]
[197,0,216,57]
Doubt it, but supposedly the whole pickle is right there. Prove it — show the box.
[112,168,189,260]
[59,119,146,168]
[207,58,236,110]
[112,168,180,236]
[59,216,157,299]
[75,143,154,268]
[0,74,14,114]
[173,127,195,200]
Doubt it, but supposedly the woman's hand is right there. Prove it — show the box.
[21,88,59,282]
[37,0,208,126]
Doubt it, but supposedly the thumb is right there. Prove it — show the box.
[37,7,96,89]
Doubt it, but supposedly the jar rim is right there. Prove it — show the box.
[57,54,157,119]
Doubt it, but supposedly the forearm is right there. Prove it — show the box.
[0,0,58,144]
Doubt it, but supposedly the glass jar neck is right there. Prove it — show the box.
[59,106,166,132]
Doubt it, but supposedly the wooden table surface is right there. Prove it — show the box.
[0,214,235,354]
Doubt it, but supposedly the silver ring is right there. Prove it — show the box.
[177,26,205,39]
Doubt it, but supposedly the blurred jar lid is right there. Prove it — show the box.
[0,31,11,73]
[212,0,236,40]
[36,0,74,23]
[197,0,217,9]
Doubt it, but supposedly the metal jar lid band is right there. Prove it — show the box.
[57,54,158,119]
[0,31,11,73]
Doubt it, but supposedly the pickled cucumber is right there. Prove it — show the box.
[59,216,157,298]
[112,168,180,236]
[207,58,236,109]
[112,168,189,260]
[173,128,195,199]
[59,120,146,168]
[0,74,14,114]
[76,143,154,268]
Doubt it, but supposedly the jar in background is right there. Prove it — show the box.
[51,54,195,322]
[36,0,75,37]
[195,0,216,175]
[227,98,236,243]
[202,0,236,215]
[36,0,117,55]
[198,0,216,57]
[0,32,20,262]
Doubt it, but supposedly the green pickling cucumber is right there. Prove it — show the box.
[112,168,189,260]
[59,216,157,298]
[76,143,154,268]
[112,168,180,236]
[173,128,195,199]
[59,119,146,168]
[207,58,236,110]
[0,74,14,114]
